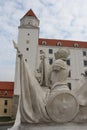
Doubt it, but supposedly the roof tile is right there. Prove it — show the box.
[0,82,14,90]
[23,9,38,19]
[39,38,87,48]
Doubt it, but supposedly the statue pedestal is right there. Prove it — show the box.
[8,123,87,130]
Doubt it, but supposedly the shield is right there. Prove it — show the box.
[46,91,79,123]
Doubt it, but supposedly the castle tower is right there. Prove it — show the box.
[13,10,39,118]
[18,9,39,72]
[14,9,39,95]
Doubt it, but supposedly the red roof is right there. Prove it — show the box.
[0,82,14,90]
[39,38,87,48]
[23,9,38,19]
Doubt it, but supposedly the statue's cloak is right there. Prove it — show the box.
[20,56,50,123]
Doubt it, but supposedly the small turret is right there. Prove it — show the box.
[20,9,39,27]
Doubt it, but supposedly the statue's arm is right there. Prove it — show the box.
[13,40,23,57]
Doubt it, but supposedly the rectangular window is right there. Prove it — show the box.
[68,71,71,77]
[49,58,53,65]
[4,108,7,113]
[83,51,86,56]
[67,83,71,90]
[4,100,8,105]
[49,49,53,54]
[84,60,87,66]
[67,59,70,65]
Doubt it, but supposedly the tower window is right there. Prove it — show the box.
[27,33,30,36]
[83,51,86,56]
[4,100,8,105]
[4,108,7,113]
[26,40,29,44]
[26,48,29,51]
[67,59,70,65]
[25,59,27,62]
[49,49,53,54]
[40,50,44,54]
[49,58,53,65]
[84,60,87,66]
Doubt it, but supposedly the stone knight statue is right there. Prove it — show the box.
[12,41,87,126]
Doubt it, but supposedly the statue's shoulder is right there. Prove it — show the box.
[52,59,66,69]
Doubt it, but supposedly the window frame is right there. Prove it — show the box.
[4,108,7,113]
[49,49,53,54]
[4,100,8,106]
[49,58,53,65]
[83,51,86,56]
[84,60,87,66]
[68,70,71,77]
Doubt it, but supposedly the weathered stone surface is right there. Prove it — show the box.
[8,123,87,130]
[46,91,79,123]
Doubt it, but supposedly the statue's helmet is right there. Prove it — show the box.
[54,48,70,60]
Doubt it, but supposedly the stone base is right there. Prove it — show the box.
[8,123,87,130]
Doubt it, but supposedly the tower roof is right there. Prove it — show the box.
[22,9,39,20]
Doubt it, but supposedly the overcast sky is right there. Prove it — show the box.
[0,0,87,81]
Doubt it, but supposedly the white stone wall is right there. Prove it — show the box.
[20,16,39,27]
[18,27,39,72]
